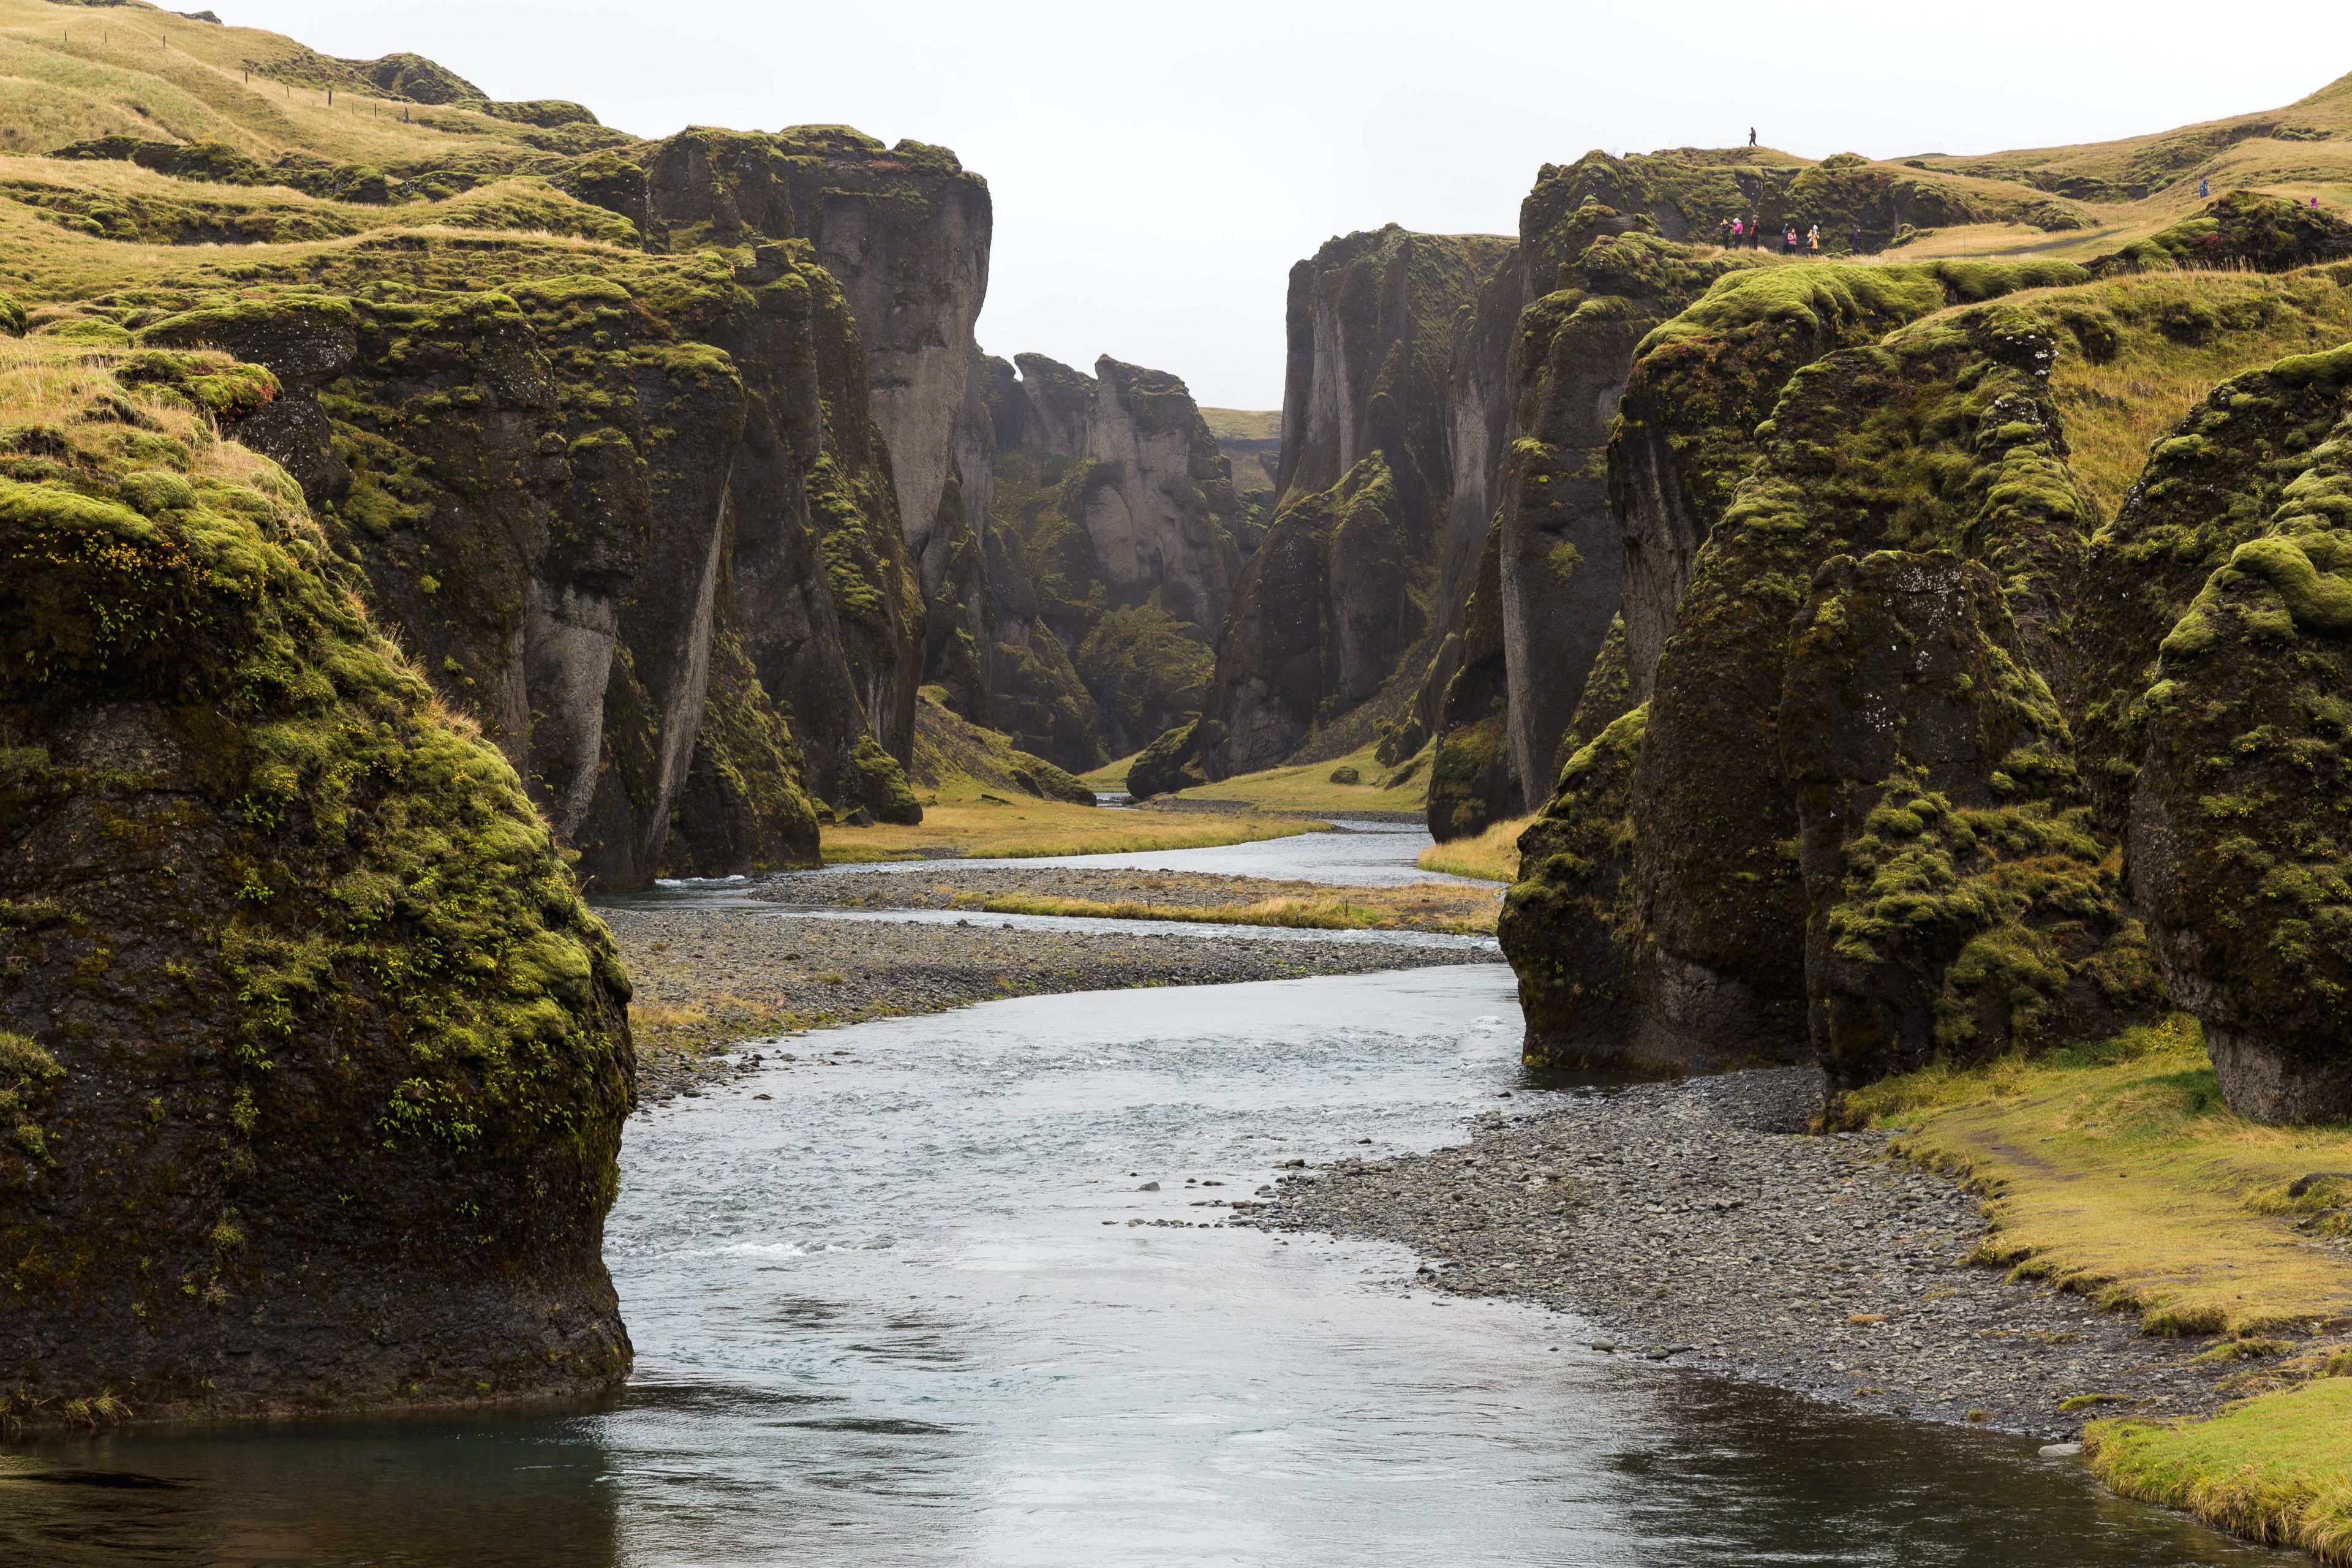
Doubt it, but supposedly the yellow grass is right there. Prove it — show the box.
[1077,750,1142,791]
[1417,815,1531,882]
[1846,1012,2352,1553]
[1197,407,1280,440]
[0,1,591,167]
[819,800,1321,864]
[1158,740,1428,814]
[976,880,1501,935]
[1847,1014,2352,1338]
[2038,270,2352,518]
[0,333,285,496]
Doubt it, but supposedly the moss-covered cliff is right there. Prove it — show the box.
[0,339,630,1426]
[1423,146,2087,845]
[2092,343,2352,1121]
[1496,188,2352,1119]
[69,230,921,886]
[981,353,1243,769]
[1207,225,1514,777]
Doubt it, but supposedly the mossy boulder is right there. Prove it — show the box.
[1127,718,1220,801]
[2120,345,2352,1121]
[849,734,924,825]
[1619,307,2095,1071]
[0,345,631,1427]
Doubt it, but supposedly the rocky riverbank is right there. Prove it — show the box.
[1253,1068,2245,1441]
[753,865,1346,911]
[603,907,1500,1101]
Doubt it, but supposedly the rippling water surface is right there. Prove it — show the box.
[2,829,2299,1565]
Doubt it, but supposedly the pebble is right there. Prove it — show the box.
[605,905,1500,1099]
[1254,1067,2266,1439]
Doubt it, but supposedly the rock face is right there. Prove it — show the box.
[1126,717,1222,801]
[981,354,1244,766]
[633,126,992,548]
[2088,344,2352,1121]
[1496,703,1648,1066]
[1631,307,2104,1071]
[1501,297,2154,1079]
[1422,147,2104,845]
[1782,552,2147,1095]
[129,203,952,888]
[0,344,631,1425]
[1207,225,1515,776]
[1493,187,2352,1119]
[1476,195,1759,831]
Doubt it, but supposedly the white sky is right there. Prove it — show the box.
[212,1,2352,409]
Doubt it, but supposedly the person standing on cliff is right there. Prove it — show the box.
[1749,127,1757,148]
[2199,176,2210,198]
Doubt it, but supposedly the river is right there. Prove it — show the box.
[0,829,2294,1565]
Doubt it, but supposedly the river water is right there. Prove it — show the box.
[1,831,2294,1566]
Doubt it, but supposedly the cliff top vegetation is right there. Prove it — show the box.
[0,0,622,169]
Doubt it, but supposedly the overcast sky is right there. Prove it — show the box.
[214,1,2352,409]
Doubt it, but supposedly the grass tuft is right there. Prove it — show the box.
[1417,815,1531,883]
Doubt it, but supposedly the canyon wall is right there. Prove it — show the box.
[1203,225,1515,777]
[1498,194,2352,1124]
[980,353,1246,766]
[1420,148,2113,842]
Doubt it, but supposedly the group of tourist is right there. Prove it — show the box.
[1718,214,1843,253]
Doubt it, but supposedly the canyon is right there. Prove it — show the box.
[4,10,2352,1556]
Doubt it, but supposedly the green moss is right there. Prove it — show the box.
[2124,388,2352,1069]
[0,342,631,1411]
[1637,258,2086,358]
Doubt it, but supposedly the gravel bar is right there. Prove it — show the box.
[748,865,1449,911]
[606,907,1500,1101]
[1250,1067,2241,1441]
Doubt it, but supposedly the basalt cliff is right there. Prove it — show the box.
[978,351,1246,769]
[1496,185,2352,1125]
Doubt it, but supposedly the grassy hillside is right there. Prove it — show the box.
[0,0,624,169]
[1845,72,2352,268]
